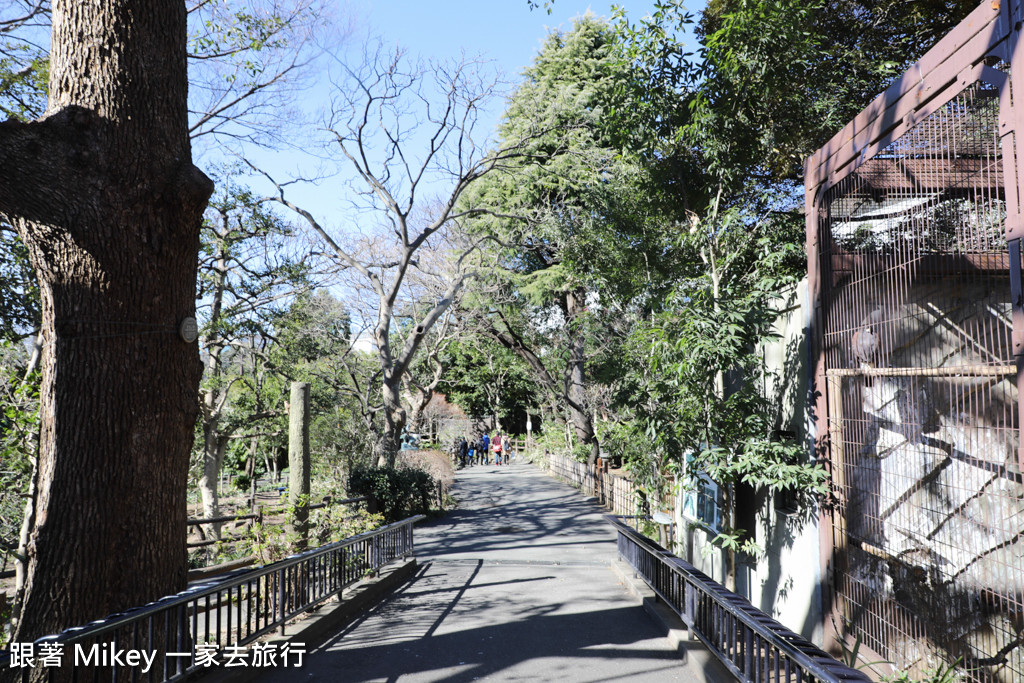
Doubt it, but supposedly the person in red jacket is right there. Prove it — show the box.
[492,432,503,466]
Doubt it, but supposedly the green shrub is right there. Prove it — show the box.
[347,465,438,522]
[310,505,385,545]
[247,521,293,565]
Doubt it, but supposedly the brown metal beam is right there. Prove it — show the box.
[830,252,1010,279]
[852,156,1002,193]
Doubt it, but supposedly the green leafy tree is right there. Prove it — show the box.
[0,1,48,370]
[0,52,46,122]
[0,342,37,596]
[612,0,975,192]
[438,335,539,432]
[265,288,378,478]
[594,0,978,580]
[194,288,365,527]
[0,227,38,345]
[195,175,314,537]
[509,0,978,590]
[268,285,384,472]
[623,201,828,589]
[462,15,681,462]
[270,289,351,367]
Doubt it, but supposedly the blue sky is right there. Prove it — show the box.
[242,1,701,233]
[348,0,702,134]
[230,0,703,345]
[354,1,680,80]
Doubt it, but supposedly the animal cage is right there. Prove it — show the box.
[806,1,1024,679]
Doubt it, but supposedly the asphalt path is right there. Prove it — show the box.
[254,460,695,682]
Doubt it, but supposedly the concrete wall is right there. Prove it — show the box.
[673,279,825,645]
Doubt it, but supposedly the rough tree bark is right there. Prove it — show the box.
[198,231,228,538]
[376,282,464,467]
[0,0,212,641]
[564,290,598,464]
[402,341,449,443]
[482,302,599,464]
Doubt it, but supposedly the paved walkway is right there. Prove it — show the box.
[253,460,718,682]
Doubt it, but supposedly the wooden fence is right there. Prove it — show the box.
[541,451,648,517]
[187,495,372,548]
[185,496,374,580]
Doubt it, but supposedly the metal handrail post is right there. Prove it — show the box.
[606,515,869,683]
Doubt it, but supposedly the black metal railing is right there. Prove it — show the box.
[1,515,423,682]
[607,516,869,683]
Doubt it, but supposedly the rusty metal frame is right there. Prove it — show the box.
[806,0,1024,677]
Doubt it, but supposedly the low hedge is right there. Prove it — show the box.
[347,465,438,522]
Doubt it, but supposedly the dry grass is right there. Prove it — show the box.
[397,449,455,493]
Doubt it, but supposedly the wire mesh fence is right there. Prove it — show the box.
[807,1,1024,677]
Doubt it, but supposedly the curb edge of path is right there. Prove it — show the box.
[611,559,736,683]
[199,558,419,683]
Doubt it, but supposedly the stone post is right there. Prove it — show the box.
[288,381,311,551]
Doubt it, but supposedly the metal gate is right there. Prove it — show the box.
[806,1,1024,679]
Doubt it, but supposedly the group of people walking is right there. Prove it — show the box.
[453,432,511,468]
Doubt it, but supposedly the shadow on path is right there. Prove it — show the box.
[413,463,618,564]
[252,462,688,682]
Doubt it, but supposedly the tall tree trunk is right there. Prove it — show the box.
[565,291,598,464]
[198,230,229,537]
[378,373,406,467]
[0,0,213,641]
[198,425,227,539]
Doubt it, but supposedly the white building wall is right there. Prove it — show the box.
[675,278,824,645]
